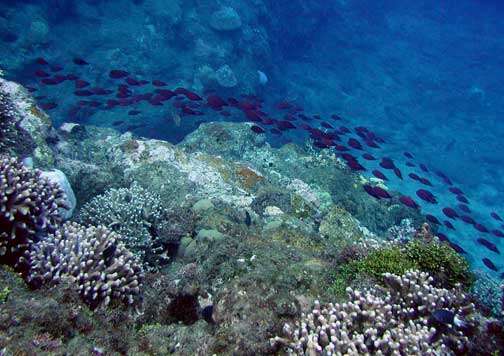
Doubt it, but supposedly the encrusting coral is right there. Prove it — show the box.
[0,91,18,153]
[271,270,483,355]
[0,155,67,271]
[27,222,144,309]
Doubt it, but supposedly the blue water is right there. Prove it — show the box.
[1,0,503,277]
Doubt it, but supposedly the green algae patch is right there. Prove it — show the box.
[404,240,474,289]
[0,286,11,303]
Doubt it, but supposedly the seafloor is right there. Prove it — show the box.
[0,76,503,355]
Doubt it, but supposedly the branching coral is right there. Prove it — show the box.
[272,270,480,355]
[78,182,163,261]
[0,155,67,271]
[27,222,143,308]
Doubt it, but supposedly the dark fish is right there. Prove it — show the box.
[443,220,455,230]
[362,153,376,161]
[458,204,471,213]
[250,125,265,134]
[174,87,202,101]
[276,101,292,110]
[321,122,333,129]
[449,187,464,195]
[399,196,419,209]
[348,138,363,150]
[339,126,351,134]
[152,80,167,87]
[404,152,414,159]
[66,74,78,80]
[449,241,466,254]
[155,89,176,100]
[442,207,459,219]
[416,189,437,204]
[393,167,403,180]
[482,257,498,271]
[420,163,429,172]
[436,232,448,241]
[492,229,504,238]
[35,70,50,78]
[380,157,395,170]
[73,58,89,65]
[26,86,37,92]
[201,305,214,324]
[75,80,90,89]
[39,102,57,110]
[126,124,145,131]
[426,214,440,225]
[364,139,380,149]
[128,110,141,116]
[41,76,66,85]
[347,159,365,171]
[36,57,48,65]
[126,77,142,86]
[91,87,113,95]
[182,106,203,115]
[461,215,476,225]
[50,64,63,72]
[331,114,342,120]
[431,309,455,325]
[207,95,227,110]
[244,211,251,226]
[436,171,453,185]
[474,223,489,233]
[491,212,503,222]
[363,184,391,199]
[456,195,469,204]
[409,173,421,181]
[276,120,296,130]
[334,144,349,151]
[34,95,47,100]
[477,238,500,254]
[74,90,94,96]
[406,162,416,167]
[372,170,387,180]
[419,177,432,186]
[109,69,129,79]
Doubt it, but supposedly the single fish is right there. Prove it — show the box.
[482,257,498,271]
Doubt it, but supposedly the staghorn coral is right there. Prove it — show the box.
[78,182,162,261]
[28,222,143,308]
[272,270,480,355]
[0,155,67,271]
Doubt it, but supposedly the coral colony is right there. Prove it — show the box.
[0,1,503,354]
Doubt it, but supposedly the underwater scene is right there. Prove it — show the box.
[0,0,503,354]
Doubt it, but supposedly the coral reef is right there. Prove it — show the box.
[0,155,67,271]
[78,182,163,261]
[0,90,19,153]
[272,270,491,355]
[0,78,54,166]
[27,222,143,308]
[471,271,504,319]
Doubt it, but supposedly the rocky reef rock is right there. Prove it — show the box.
[40,169,76,220]
[209,7,242,32]
[0,77,54,167]
[216,64,238,88]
